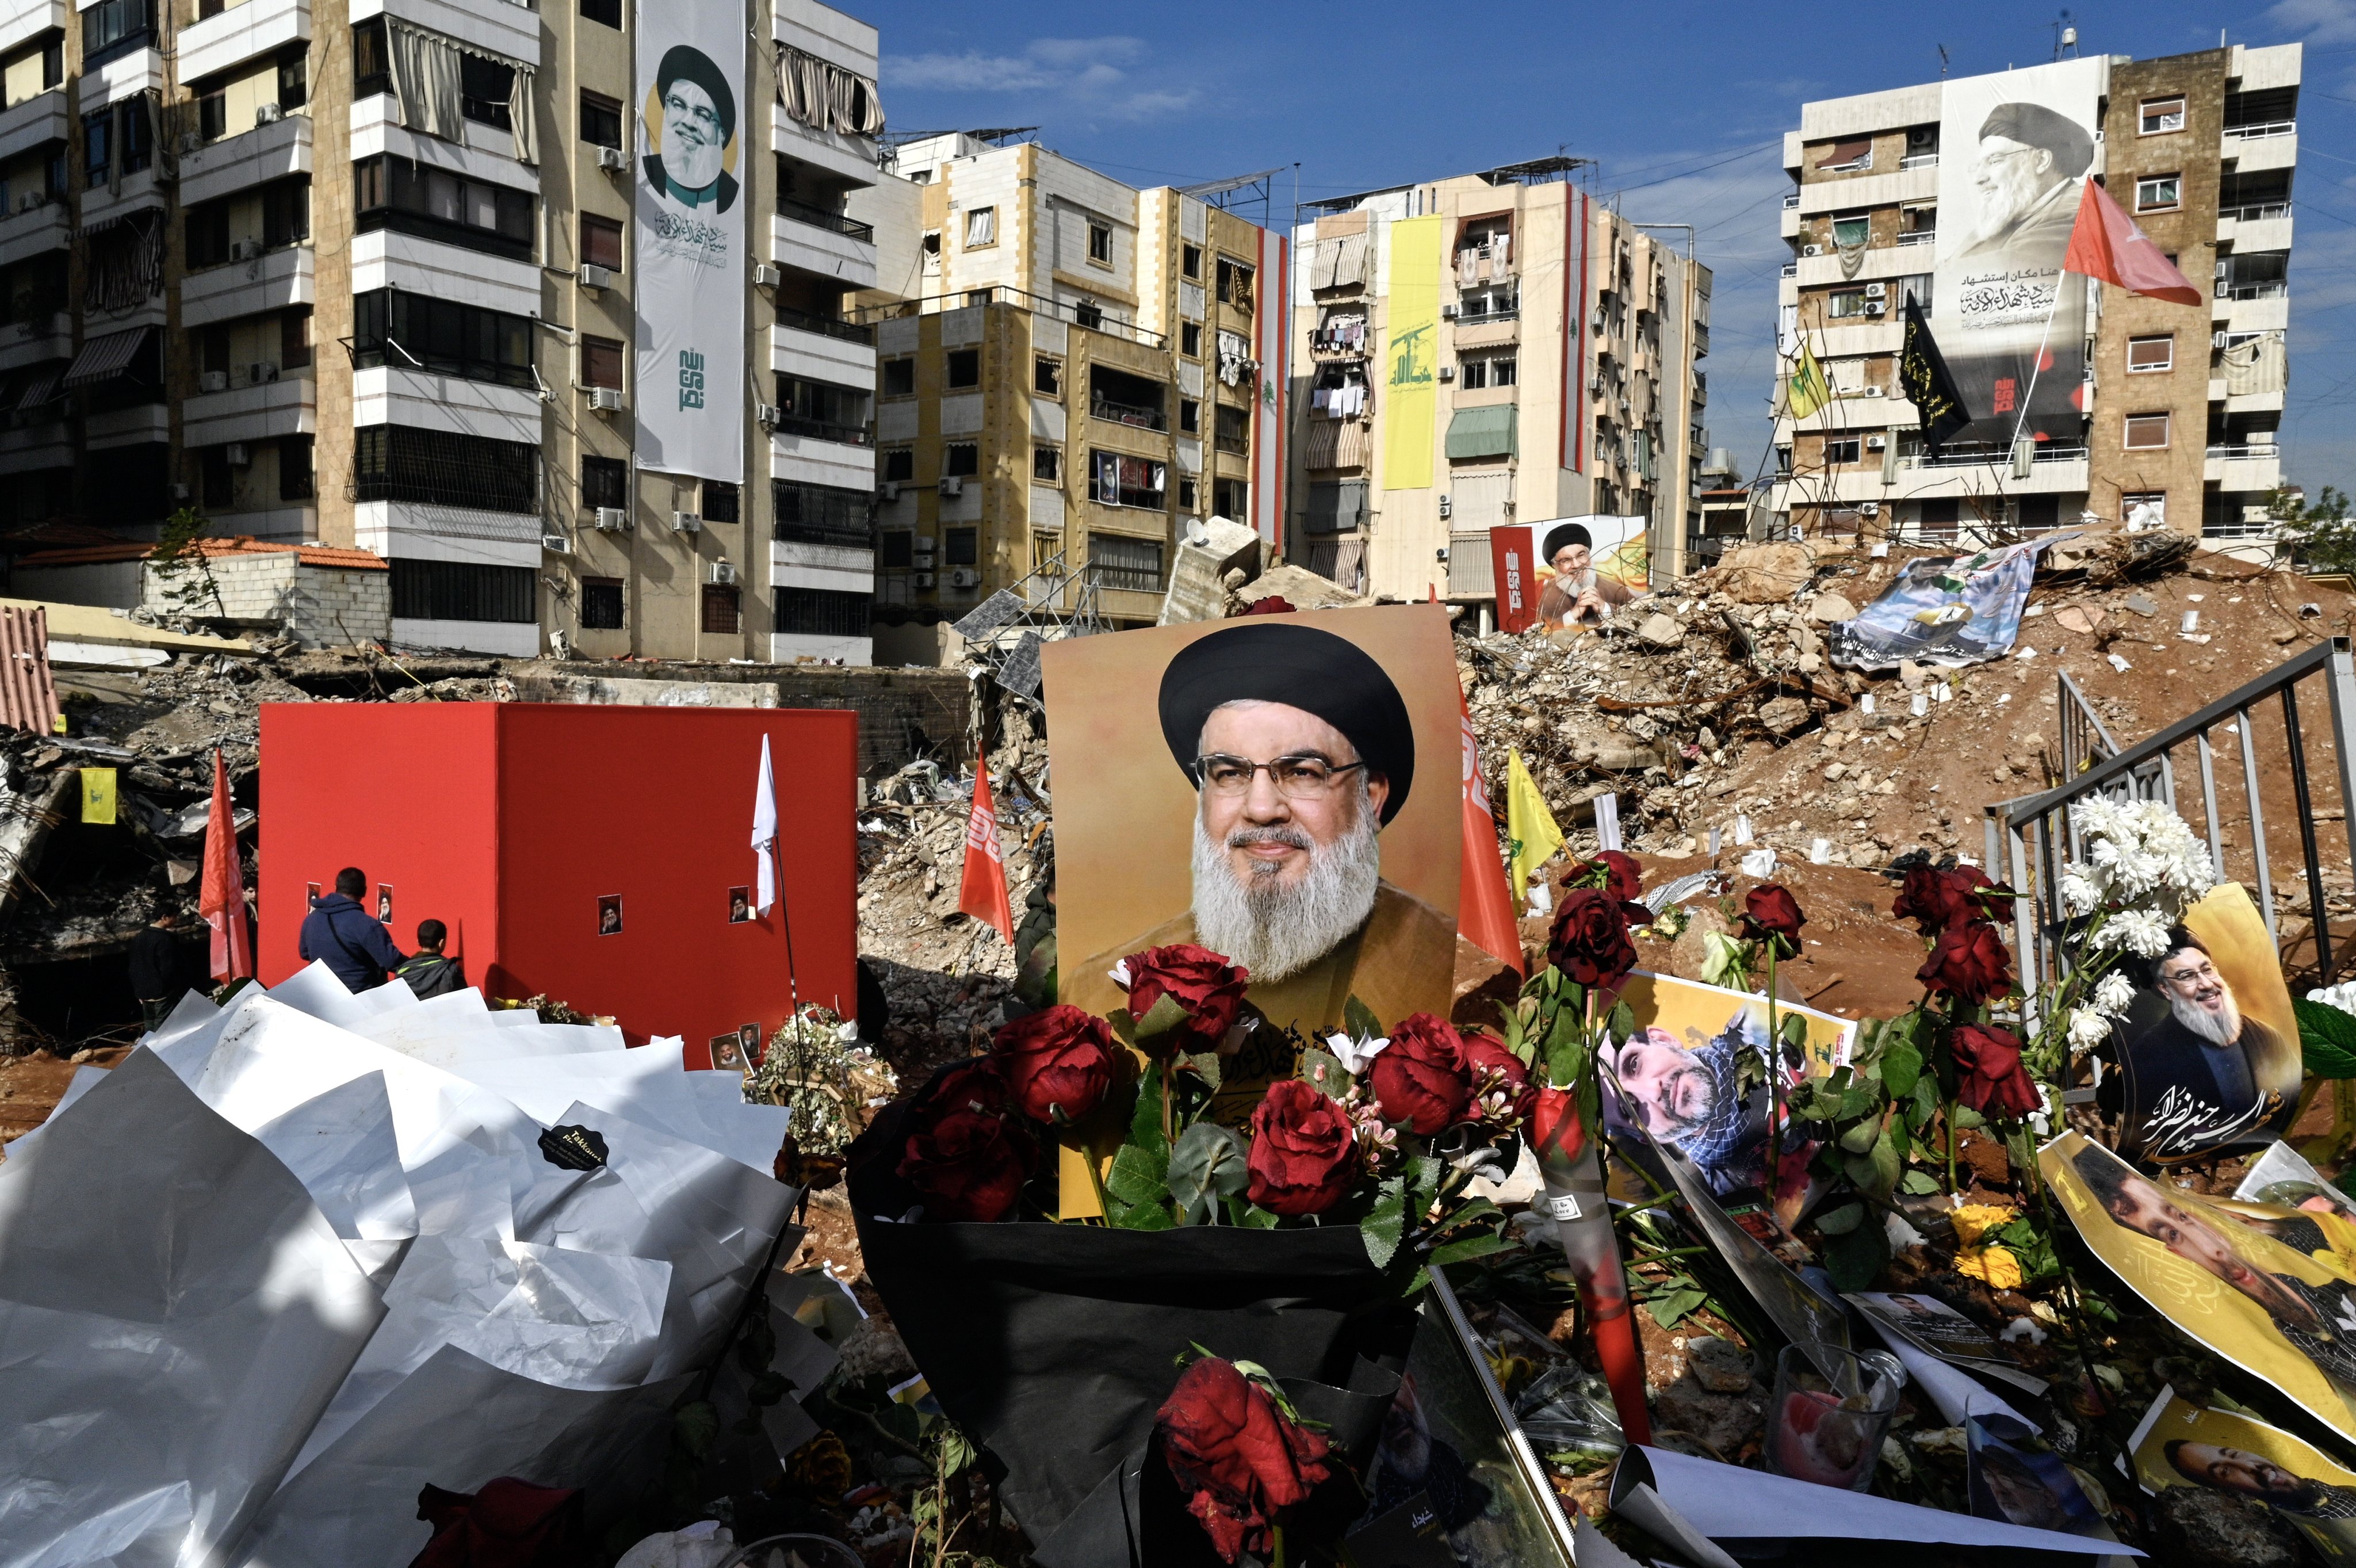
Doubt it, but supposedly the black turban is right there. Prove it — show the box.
[1542,522,1592,564]
[1978,102,2093,178]
[1157,621,1415,826]
[656,45,737,147]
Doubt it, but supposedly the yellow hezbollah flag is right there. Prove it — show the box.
[1786,339,1831,421]
[1381,215,1443,489]
[79,767,116,824]
[1505,748,1562,907]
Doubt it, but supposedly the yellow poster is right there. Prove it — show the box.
[2131,1388,2356,1562]
[1381,215,1442,490]
[79,767,116,825]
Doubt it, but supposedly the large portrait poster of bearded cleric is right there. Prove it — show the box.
[1932,57,2103,448]
[632,0,745,482]
[1044,605,1463,1123]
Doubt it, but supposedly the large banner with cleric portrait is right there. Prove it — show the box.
[633,0,745,481]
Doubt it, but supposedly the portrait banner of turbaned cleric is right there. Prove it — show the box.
[2045,1131,2356,1445]
[1045,606,1463,1112]
[633,0,744,482]
[2130,1386,2356,1563]
[1932,56,2103,446]
[2093,883,2301,1165]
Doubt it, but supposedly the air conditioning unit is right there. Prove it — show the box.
[1863,301,1886,316]
[709,560,738,586]
[224,442,251,466]
[912,571,935,588]
[670,510,702,534]
[594,506,630,531]
[248,361,280,384]
[1438,496,1453,520]
[1440,304,1459,320]
[1907,126,1937,150]
[1863,282,1887,298]
[200,370,228,393]
[938,476,962,498]
[1800,244,1822,257]
[15,190,47,212]
[596,144,628,172]
[587,386,627,412]
[1437,365,1455,382]
[755,403,784,427]
[1866,434,1887,450]
[878,479,900,500]
[579,263,614,290]
[230,239,261,261]
[947,568,979,589]
[753,262,782,288]
[255,102,283,125]
[541,533,571,554]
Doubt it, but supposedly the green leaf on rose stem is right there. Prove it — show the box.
[1842,1150,1883,1191]
[1881,1039,1923,1099]
[1890,1116,1913,1160]
[1344,994,1385,1043]
[1130,993,1191,1053]
[1608,997,1637,1043]
[1900,1168,1942,1195]
[746,1370,790,1408]
[1428,1230,1520,1268]
[1699,931,1751,990]
[1442,1197,1505,1233]
[1301,1048,1351,1100]
[1228,1198,1279,1230]
[1816,1202,1866,1236]
[1183,1049,1225,1095]
[1780,1011,1811,1055]
[1107,1007,1138,1046]
[1646,1287,1709,1330]
[940,1425,978,1475]
[1838,1083,1880,1123]
[1867,1128,1902,1197]
[1838,1118,1881,1155]
[672,1401,719,1461]
[1107,1141,1170,1208]
[1129,1070,1168,1156]
[1113,1196,1177,1231]
[1913,1075,1940,1126]
[1167,1120,1251,1225]
[2296,998,2356,1080]
[1363,1176,1408,1269]
[1949,1103,1987,1131]
[1825,1215,1891,1292]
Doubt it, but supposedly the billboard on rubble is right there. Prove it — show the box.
[1932,56,2104,448]
[633,0,746,482]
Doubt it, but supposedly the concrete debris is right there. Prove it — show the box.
[1222,561,1373,615]
[1707,541,1816,605]
[1158,515,1264,625]
[513,674,780,708]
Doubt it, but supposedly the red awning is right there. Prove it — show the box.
[1814,137,1872,170]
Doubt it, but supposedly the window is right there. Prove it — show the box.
[201,325,230,376]
[772,480,869,545]
[943,443,978,477]
[1215,403,1250,456]
[580,93,622,150]
[2123,412,2171,449]
[946,348,980,388]
[1087,220,1112,265]
[573,214,623,274]
[118,98,151,175]
[1181,322,1202,358]
[773,373,870,440]
[701,480,739,523]
[82,109,108,188]
[582,455,626,509]
[198,89,227,143]
[964,206,996,248]
[1898,273,1933,313]
[2126,334,2173,372]
[882,358,915,396]
[881,448,914,481]
[1179,398,1199,433]
[81,0,153,63]
[1213,477,1248,519]
[1178,479,1198,511]
[1827,289,1868,320]
[1216,257,1255,312]
[391,559,536,623]
[946,527,977,565]
[2136,174,2181,212]
[355,155,534,261]
[581,579,624,629]
[1181,244,1200,280]
[352,16,389,94]
[459,53,513,131]
[1074,299,1102,330]
[353,289,534,388]
[262,179,309,248]
[1088,533,1163,592]
[1830,212,1869,250]
[198,445,235,508]
[279,434,313,500]
[582,335,625,390]
[1459,354,1517,391]
[700,584,741,634]
[580,0,620,29]
[1034,355,1061,396]
[2140,97,2186,135]
[1824,438,1861,465]
[777,587,870,637]
[280,308,311,370]
[879,532,913,568]
[1091,450,1166,508]
[1032,447,1060,482]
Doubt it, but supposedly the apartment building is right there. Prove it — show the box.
[1284,158,1713,611]
[0,0,885,660]
[846,132,1288,652]
[1768,44,2299,545]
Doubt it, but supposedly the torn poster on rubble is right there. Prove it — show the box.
[1826,533,2081,673]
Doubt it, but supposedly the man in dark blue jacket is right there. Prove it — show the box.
[299,867,405,993]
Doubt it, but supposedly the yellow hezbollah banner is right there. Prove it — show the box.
[79,767,116,824]
[1382,215,1443,489]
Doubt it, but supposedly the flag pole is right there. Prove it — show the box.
[775,836,801,1023]
[2005,284,2067,455]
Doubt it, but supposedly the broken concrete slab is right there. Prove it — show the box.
[511,675,781,709]
[1807,593,1858,624]
[1635,613,1685,649]
[1227,563,1372,614]
[1711,543,1814,605]
[1160,516,1264,626]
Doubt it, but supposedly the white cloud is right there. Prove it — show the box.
[2264,0,2356,43]
[884,36,1195,122]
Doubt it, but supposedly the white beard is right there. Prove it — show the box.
[2170,986,2243,1047]
[1190,801,1382,984]
[667,128,722,190]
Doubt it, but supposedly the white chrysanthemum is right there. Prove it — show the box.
[2058,870,2101,916]
[2093,971,2136,1016]
[2069,797,2124,840]
[2312,981,2356,1016]
[2105,908,2171,958]
[2068,1008,2111,1051]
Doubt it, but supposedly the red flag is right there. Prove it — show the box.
[2063,179,2201,305]
[958,764,1014,943]
[200,749,251,984]
[1456,693,1522,974]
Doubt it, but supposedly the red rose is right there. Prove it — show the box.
[1739,884,1807,953]
[1529,1084,1584,1167]
[989,1004,1118,1124]
[1546,888,1638,993]
[1368,1012,1471,1135]
[1565,851,1644,906]
[1893,865,2010,936]
[1236,595,1297,617]
[1463,1033,1535,1122]
[1917,920,2014,1005]
[1122,943,1250,1058]
[1950,1023,2040,1119]
[1157,1356,1331,1564]
[1244,1080,1359,1217]
[896,1061,1037,1222]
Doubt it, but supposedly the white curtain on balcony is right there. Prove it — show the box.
[2221,331,2286,397]
[386,22,464,143]
[507,63,537,165]
[776,45,885,137]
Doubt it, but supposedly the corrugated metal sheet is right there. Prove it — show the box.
[0,605,62,736]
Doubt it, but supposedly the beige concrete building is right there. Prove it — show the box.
[0,0,886,660]
[1284,159,1712,610]
[1768,44,2298,545]
[846,132,1288,653]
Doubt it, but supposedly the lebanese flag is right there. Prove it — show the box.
[958,765,1014,943]
[200,749,252,984]
[2064,179,2201,305]
[1456,693,1522,974]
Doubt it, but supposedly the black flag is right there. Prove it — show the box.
[1898,298,1971,457]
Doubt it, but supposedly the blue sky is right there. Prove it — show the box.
[854,0,2356,502]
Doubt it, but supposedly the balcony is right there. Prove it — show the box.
[352,365,539,443]
[2224,119,2296,140]
[1899,152,1940,170]
[1091,393,1167,432]
[178,0,308,82]
[2223,280,2288,301]
[351,0,536,65]
[771,207,875,290]
[1214,431,1249,457]
[2207,441,2281,459]
[0,0,63,54]
[778,196,871,243]
[771,307,875,390]
[0,309,68,373]
[1896,229,1936,247]
[181,242,312,328]
[1780,262,1797,278]
[182,370,315,448]
[0,86,67,167]
[351,228,537,318]
[0,196,67,269]
[1780,193,1800,209]
[178,109,311,206]
[2224,201,2292,221]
